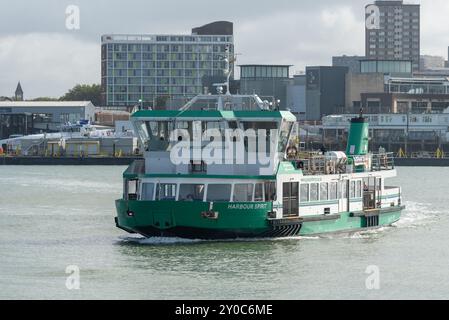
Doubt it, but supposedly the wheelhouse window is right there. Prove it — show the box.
[179,184,205,202]
[141,183,155,201]
[254,183,264,202]
[233,184,254,202]
[300,184,309,202]
[136,121,174,152]
[125,179,139,201]
[156,183,177,201]
[264,182,277,201]
[207,184,232,202]
[278,121,293,153]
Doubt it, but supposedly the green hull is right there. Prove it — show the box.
[115,199,403,239]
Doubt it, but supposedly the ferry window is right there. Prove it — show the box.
[310,183,319,202]
[126,179,139,201]
[147,121,173,151]
[179,184,205,201]
[156,183,177,201]
[278,121,293,153]
[207,184,232,202]
[233,184,254,202]
[320,183,328,201]
[356,181,362,198]
[341,181,348,199]
[329,182,338,200]
[141,183,155,201]
[254,183,264,202]
[350,181,356,199]
[264,182,277,201]
[300,184,309,202]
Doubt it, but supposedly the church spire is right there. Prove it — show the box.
[15,82,23,101]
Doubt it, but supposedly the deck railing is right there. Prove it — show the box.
[371,153,395,171]
[296,152,395,176]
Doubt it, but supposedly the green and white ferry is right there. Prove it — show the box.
[115,90,404,239]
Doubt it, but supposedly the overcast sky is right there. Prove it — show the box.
[0,0,448,99]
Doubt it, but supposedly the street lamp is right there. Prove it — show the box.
[138,99,143,111]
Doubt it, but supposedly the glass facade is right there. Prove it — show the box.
[101,34,234,107]
[240,65,290,79]
[361,60,412,75]
[385,78,449,95]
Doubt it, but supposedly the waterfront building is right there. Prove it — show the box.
[360,59,412,77]
[305,66,348,121]
[101,21,234,109]
[420,55,445,71]
[0,113,33,140]
[322,112,449,154]
[361,76,449,114]
[286,74,306,120]
[345,72,386,112]
[332,55,366,74]
[0,101,96,133]
[365,0,420,71]
[239,65,292,110]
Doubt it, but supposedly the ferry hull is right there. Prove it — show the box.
[115,199,403,240]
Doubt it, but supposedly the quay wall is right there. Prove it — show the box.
[1,156,449,167]
[0,156,141,166]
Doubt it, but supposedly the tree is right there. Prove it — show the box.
[31,97,59,101]
[60,84,102,106]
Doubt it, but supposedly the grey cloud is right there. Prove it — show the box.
[0,0,446,98]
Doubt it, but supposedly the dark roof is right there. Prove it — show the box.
[192,21,233,36]
[239,64,293,68]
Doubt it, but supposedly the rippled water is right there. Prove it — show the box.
[0,166,448,300]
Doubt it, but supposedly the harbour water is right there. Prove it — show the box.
[0,166,447,300]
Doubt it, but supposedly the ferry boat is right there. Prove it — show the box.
[114,95,404,239]
[115,52,404,240]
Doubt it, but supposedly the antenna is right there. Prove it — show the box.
[212,45,238,95]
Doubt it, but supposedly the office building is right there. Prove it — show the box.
[239,65,292,110]
[332,56,366,74]
[286,74,306,120]
[365,0,420,71]
[420,55,445,71]
[360,76,449,114]
[0,101,96,132]
[360,59,412,76]
[101,21,234,109]
[305,66,349,121]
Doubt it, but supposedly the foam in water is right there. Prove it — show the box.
[393,201,438,228]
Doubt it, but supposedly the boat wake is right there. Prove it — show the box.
[118,235,204,245]
[392,201,439,229]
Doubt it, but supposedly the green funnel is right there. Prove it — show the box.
[346,116,369,156]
